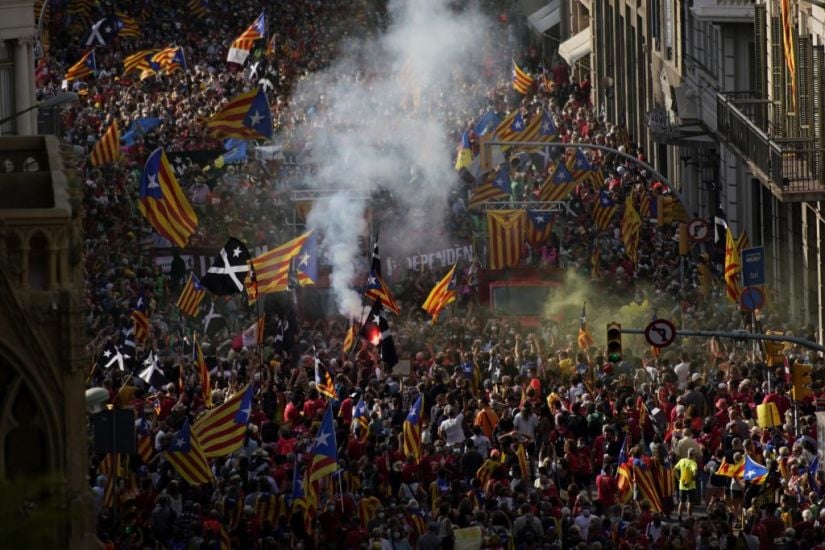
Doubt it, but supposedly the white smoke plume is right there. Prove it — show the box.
[296,0,493,316]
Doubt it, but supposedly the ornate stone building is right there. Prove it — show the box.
[0,135,92,548]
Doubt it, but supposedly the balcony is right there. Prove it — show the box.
[716,92,825,202]
[691,0,755,23]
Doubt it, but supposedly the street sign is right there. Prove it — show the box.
[740,286,765,312]
[741,246,766,287]
[644,319,677,348]
[687,218,710,242]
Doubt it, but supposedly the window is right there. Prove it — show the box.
[0,41,14,135]
[664,0,674,60]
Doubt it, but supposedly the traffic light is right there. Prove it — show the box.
[764,340,785,367]
[606,322,622,363]
[764,330,785,367]
[790,363,813,401]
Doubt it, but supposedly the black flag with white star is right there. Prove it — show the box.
[202,237,251,295]
[364,299,398,368]
[97,343,129,371]
[138,351,170,389]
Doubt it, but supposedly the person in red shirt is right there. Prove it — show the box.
[283,394,302,427]
[763,384,792,419]
[595,464,618,514]
[338,392,356,428]
[301,388,325,419]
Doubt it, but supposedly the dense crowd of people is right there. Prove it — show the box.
[33,0,825,548]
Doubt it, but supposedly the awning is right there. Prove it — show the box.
[527,0,561,34]
[558,27,592,65]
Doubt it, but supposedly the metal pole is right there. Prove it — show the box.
[484,140,688,209]
[618,327,825,353]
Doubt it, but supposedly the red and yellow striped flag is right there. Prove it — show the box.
[512,60,533,95]
[90,121,121,167]
[781,0,797,111]
[176,273,206,317]
[65,50,96,81]
[342,319,358,354]
[421,264,457,322]
[724,227,742,303]
[122,49,160,75]
[486,210,526,269]
[621,196,641,265]
[246,231,312,300]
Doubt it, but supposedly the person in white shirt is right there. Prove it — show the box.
[673,352,691,390]
[513,404,538,441]
[470,426,491,458]
[438,405,465,447]
[573,507,592,540]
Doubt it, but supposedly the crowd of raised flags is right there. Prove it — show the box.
[34,0,825,548]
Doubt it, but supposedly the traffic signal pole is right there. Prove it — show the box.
[617,327,825,353]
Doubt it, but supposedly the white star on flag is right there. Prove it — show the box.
[248,111,264,126]
[147,174,160,188]
[298,251,310,267]
[313,430,331,449]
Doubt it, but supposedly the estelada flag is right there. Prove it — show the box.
[90,120,121,167]
[486,210,526,269]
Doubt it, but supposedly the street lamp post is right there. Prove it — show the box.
[0,92,79,134]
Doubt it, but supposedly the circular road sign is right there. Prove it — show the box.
[740,286,765,312]
[687,219,710,242]
[644,319,677,348]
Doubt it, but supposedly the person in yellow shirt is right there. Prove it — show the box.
[558,350,575,381]
[674,448,699,520]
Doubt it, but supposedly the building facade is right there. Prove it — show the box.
[584,0,825,342]
[0,0,93,546]
[0,0,38,135]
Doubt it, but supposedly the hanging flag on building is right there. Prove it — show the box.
[525,210,555,245]
[591,190,616,232]
[724,227,743,304]
[539,161,575,202]
[780,0,797,111]
[621,196,642,265]
[486,210,526,269]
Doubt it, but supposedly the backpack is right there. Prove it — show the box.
[680,461,696,485]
